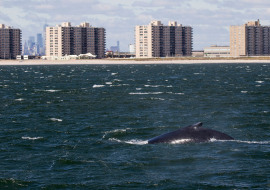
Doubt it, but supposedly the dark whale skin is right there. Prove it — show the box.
[148,122,234,144]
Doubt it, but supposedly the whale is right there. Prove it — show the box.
[148,122,234,144]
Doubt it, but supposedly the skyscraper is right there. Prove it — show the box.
[0,24,21,59]
[46,22,106,58]
[230,20,270,57]
[135,21,193,58]
[36,33,44,55]
[110,41,120,52]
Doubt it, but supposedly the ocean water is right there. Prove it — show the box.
[0,63,270,189]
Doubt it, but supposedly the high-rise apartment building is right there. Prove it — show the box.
[0,24,21,59]
[230,20,270,57]
[135,21,193,58]
[46,22,106,58]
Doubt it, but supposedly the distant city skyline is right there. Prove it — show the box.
[1,0,270,51]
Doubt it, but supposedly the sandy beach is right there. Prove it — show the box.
[1,58,270,65]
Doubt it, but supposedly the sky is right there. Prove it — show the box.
[1,0,270,51]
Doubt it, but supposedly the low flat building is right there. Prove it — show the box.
[192,50,204,57]
[204,45,230,58]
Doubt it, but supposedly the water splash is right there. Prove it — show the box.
[108,138,148,145]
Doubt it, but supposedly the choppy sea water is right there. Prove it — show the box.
[0,63,270,189]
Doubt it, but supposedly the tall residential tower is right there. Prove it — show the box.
[0,24,21,59]
[135,21,193,58]
[46,22,106,58]
[230,20,270,57]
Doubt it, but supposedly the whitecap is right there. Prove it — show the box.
[241,91,248,94]
[106,82,112,85]
[93,85,105,88]
[151,97,165,101]
[22,137,43,140]
[129,92,163,95]
[108,138,122,143]
[15,98,24,101]
[233,140,270,144]
[45,90,60,93]
[111,73,118,76]
[194,73,204,75]
[256,81,264,84]
[108,138,148,145]
[167,92,184,95]
[144,85,161,88]
[103,128,131,138]
[49,118,63,122]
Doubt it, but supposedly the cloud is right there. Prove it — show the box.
[1,0,270,50]
[0,11,12,22]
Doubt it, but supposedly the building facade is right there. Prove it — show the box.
[230,20,270,57]
[46,22,106,58]
[135,21,193,58]
[0,24,21,59]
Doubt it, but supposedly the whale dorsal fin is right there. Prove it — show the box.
[194,122,203,127]
[191,122,203,130]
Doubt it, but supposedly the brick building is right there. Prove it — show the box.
[0,24,21,59]
[135,21,193,58]
[46,22,106,58]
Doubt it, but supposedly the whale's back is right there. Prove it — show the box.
[148,122,234,144]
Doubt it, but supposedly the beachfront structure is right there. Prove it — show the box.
[0,24,21,59]
[46,22,106,58]
[135,21,193,58]
[204,45,230,58]
[230,20,270,57]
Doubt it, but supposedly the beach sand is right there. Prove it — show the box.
[1,59,270,65]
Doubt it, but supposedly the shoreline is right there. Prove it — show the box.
[1,59,270,65]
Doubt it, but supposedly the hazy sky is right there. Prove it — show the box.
[1,0,269,51]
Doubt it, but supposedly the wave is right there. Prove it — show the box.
[49,118,63,122]
[102,128,131,138]
[45,90,60,92]
[209,139,270,145]
[108,138,270,145]
[93,85,105,88]
[144,85,162,88]
[108,138,148,145]
[167,92,185,95]
[255,81,264,84]
[15,98,24,101]
[233,140,270,144]
[22,136,43,140]
[129,92,163,95]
